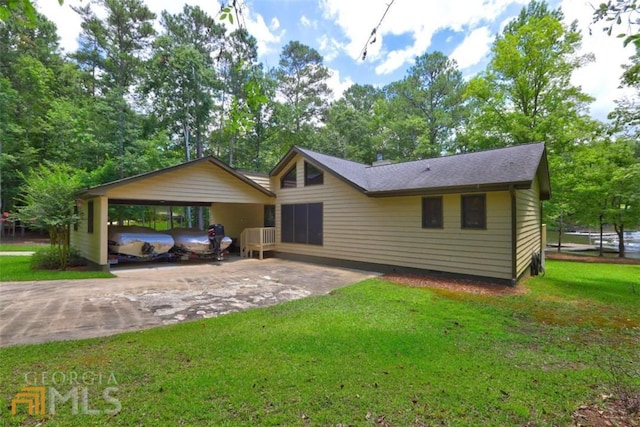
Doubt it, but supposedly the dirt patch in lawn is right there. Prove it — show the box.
[572,398,640,427]
[384,274,528,296]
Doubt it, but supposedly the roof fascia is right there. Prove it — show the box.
[271,147,369,194]
[269,146,300,176]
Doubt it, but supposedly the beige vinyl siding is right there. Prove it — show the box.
[515,178,542,278]
[274,155,513,280]
[70,196,108,266]
[242,172,271,192]
[210,203,265,238]
[106,163,273,205]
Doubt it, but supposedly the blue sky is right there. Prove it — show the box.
[39,0,638,121]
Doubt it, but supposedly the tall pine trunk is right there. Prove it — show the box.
[615,223,625,258]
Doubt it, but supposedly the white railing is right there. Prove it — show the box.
[240,227,276,259]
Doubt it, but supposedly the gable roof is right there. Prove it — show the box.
[79,156,275,198]
[271,143,551,200]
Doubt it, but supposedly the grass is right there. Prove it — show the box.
[0,260,638,426]
[0,256,114,281]
[0,243,48,252]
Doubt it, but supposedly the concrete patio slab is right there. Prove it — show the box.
[0,258,378,347]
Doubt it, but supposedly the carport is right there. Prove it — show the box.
[71,156,275,269]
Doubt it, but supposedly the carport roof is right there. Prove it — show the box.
[78,156,275,200]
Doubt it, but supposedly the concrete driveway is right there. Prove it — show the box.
[0,258,377,347]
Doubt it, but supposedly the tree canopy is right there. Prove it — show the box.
[1,0,638,256]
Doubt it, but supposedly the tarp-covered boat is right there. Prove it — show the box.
[166,228,212,255]
[108,225,233,261]
[108,226,175,258]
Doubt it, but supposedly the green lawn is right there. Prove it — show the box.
[0,256,114,281]
[0,260,638,426]
[0,243,47,252]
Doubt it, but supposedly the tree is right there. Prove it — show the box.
[246,70,279,171]
[592,0,640,47]
[157,4,226,160]
[142,36,217,162]
[72,0,156,177]
[461,1,595,153]
[272,41,332,151]
[375,85,432,160]
[566,140,616,256]
[605,139,640,257]
[0,0,63,25]
[0,76,25,213]
[391,52,466,155]
[591,1,640,88]
[566,138,640,257]
[321,84,384,163]
[0,11,89,210]
[215,28,266,168]
[544,152,575,253]
[16,163,83,270]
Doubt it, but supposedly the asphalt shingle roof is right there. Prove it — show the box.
[282,143,550,199]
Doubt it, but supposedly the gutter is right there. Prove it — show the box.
[365,181,533,198]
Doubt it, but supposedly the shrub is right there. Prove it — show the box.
[31,246,86,270]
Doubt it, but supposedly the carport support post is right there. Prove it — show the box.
[99,196,109,267]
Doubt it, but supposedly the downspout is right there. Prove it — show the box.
[510,185,517,286]
[540,201,546,270]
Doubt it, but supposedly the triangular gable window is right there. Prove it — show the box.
[281,165,297,188]
[304,162,324,186]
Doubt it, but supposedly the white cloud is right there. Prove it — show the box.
[245,12,284,56]
[326,68,353,101]
[36,0,83,53]
[560,0,637,120]
[321,0,528,74]
[375,46,420,75]
[270,17,280,31]
[300,15,316,29]
[450,27,494,70]
[318,35,344,62]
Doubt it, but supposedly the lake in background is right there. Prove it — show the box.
[546,230,640,260]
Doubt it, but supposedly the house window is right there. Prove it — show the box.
[294,204,308,243]
[281,203,323,245]
[264,205,275,227]
[461,194,486,229]
[281,205,294,242]
[304,162,324,186]
[422,196,443,228]
[87,200,94,234]
[281,165,297,188]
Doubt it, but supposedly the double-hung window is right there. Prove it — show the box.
[422,196,443,228]
[461,194,486,229]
